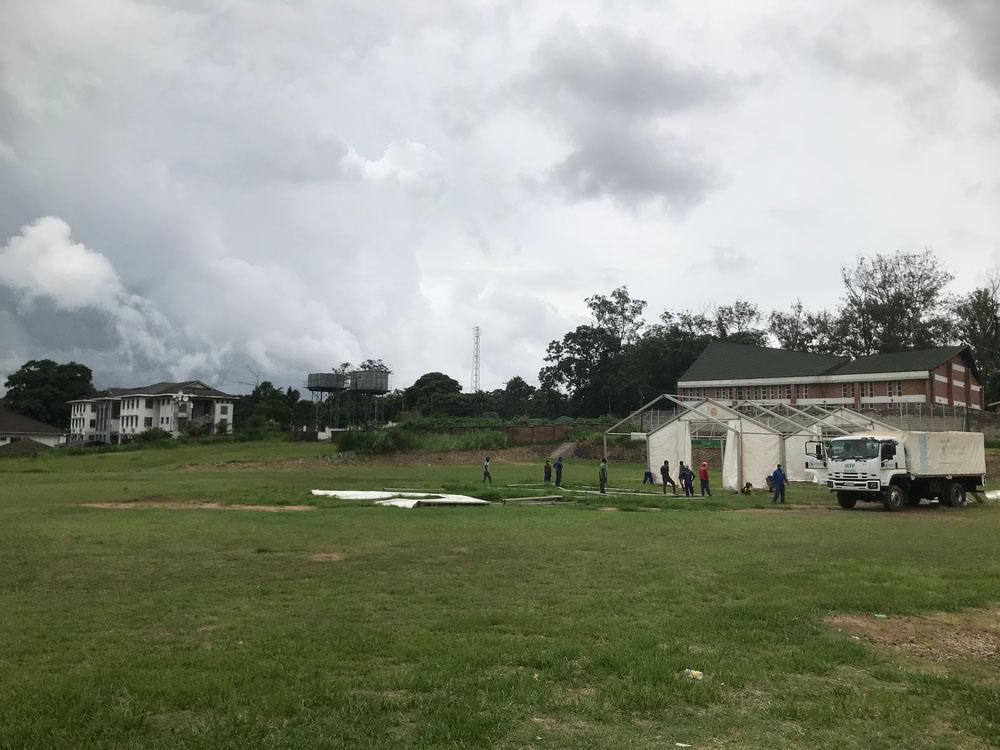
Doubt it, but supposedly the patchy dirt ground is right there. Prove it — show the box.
[309,551,346,562]
[987,451,1000,483]
[826,609,1000,661]
[81,500,315,512]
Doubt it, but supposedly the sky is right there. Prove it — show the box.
[1,0,999,395]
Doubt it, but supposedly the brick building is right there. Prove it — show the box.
[677,342,984,411]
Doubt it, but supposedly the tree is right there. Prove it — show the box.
[358,359,391,373]
[500,376,535,419]
[404,372,462,413]
[836,250,955,356]
[678,299,767,346]
[235,381,294,429]
[769,300,811,350]
[585,286,648,348]
[2,359,95,427]
[539,324,621,416]
[954,273,1000,404]
[540,287,649,416]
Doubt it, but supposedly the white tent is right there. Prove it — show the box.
[646,418,692,477]
[652,399,782,491]
[783,423,823,482]
[719,413,783,491]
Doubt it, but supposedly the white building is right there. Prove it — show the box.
[0,408,67,448]
[68,380,236,444]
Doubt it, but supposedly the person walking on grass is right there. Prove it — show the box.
[543,459,552,483]
[554,456,564,487]
[678,462,694,497]
[599,458,608,495]
[483,456,492,485]
[699,461,712,497]
[660,459,677,495]
[770,463,786,504]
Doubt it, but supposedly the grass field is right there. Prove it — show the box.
[2,441,999,749]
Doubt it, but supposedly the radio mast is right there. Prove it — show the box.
[471,326,481,392]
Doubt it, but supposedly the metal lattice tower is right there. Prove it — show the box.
[471,326,481,392]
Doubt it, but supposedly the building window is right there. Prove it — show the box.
[146,398,154,408]
[863,382,875,398]
[89,419,96,428]
[887,381,902,397]
[220,404,229,415]
[145,417,152,428]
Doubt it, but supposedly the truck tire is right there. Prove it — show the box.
[836,492,857,509]
[882,484,907,512]
[941,481,967,508]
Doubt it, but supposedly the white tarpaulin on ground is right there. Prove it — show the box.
[721,415,782,491]
[310,489,489,508]
[646,419,692,477]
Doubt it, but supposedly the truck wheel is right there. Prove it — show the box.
[882,484,907,512]
[836,492,857,509]
[942,482,966,508]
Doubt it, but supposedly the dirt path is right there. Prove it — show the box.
[548,442,577,460]
[82,501,315,512]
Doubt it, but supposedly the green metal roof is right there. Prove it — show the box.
[679,342,979,384]
[678,342,848,382]
[829,346,971,375]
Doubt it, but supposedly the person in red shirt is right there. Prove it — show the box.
[698,462,712,497]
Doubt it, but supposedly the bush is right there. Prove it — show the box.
[336,428,417,454]
[133,428,174,445]
[237,416,276,442]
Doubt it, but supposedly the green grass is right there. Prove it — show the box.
[1,442,999,748]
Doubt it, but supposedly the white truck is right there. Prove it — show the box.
[806,431,987,511]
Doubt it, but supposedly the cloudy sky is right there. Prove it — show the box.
[1,0,998,394]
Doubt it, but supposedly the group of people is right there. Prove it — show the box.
[657,459,712,497]
[485,453,787,503]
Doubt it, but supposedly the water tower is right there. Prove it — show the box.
[306,369,390,428]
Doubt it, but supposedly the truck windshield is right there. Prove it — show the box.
[827,438,880,461]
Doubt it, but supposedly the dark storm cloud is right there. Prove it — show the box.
[933,0,1000,93]
[524,23,735,117]
[545,121,723,212]
[522,23,735,211]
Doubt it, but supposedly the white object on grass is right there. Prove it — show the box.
[310,489,489,508]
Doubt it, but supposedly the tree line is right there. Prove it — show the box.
[3,250,998,429]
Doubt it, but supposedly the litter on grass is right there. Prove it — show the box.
[682,669,704,680]
[310,489,489,508]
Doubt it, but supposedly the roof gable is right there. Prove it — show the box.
[829,346,973,376]
[678,342,848,383]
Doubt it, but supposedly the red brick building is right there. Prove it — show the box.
[677,343,984,411]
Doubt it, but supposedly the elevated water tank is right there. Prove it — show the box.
[348,370,389,394]
[307,373,347,392]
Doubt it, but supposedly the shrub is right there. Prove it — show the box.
[237,416,274,442]
[133,428,174,445]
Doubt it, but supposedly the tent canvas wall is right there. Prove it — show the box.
[784,424,823,482]
[646,419,692,477]
[721,415,782,491]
